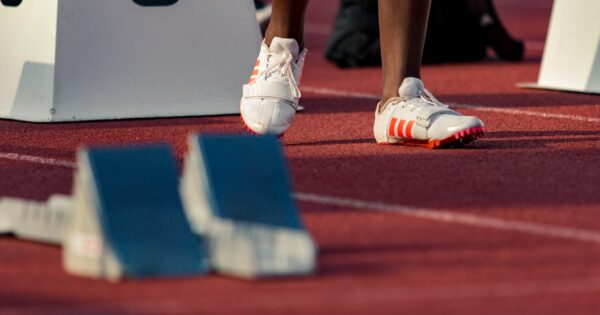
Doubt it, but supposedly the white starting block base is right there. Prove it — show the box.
[0,0,261,122]
[520,0,600,94]
[181,170,317,278]
[0,194,123,280]
[0,195,72,245]
[63,164,123,281]
[180,135,317,278]
[204,219,316,278]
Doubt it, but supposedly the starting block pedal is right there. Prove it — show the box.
[519,0,600,94]
[63,145,208,281]
[181,134,317,278]
[0,194,72,245]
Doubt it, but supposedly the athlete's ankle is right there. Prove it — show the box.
[379,94,398,113]
[264,32,304,49]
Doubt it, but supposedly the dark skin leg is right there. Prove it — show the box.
[264,0,310,49]
[379,0,431,108]
[264,0,431,108]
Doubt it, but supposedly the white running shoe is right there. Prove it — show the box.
[240,37,307,136]
[374,77,484,148]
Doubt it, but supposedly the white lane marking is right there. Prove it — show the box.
[295,193,600,245]
[301,86,600,123]
[0,153,76,168]
[302,86,381,100]
[454,103,600,123]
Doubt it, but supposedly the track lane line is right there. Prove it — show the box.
[295,193,600,245]
[301,86,600,123]
[0,153,77,168]
[3,153,600,245]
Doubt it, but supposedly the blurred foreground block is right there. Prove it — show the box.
[520,0,600,94]
[0,195,71,244]
[0,0,260,122]
[63,145,208,281]
[1,134,317,280]
[181,135,317,278]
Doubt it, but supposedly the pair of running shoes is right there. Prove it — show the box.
[240,36,484,148]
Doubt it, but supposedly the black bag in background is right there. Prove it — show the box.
[325,0,524,67]
[325,0,381,67]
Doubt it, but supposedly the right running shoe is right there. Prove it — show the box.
[240,37,307,136]
[373,77,484,148]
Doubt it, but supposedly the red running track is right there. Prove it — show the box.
[2,0,600,314]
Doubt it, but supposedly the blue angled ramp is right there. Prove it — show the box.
[194,135,303,229]
[84,145,207,278]
[183,134,316,277]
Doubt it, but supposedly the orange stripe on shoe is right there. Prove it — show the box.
[405,121,415,139]
[389,118,398,137]
[397,119,407,137]
[249,59,261,84]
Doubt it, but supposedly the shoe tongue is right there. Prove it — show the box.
[398,77,425,98]
[269,37,300,58]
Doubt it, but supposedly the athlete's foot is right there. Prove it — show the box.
[374,77,484,148]
[240,37,307,136]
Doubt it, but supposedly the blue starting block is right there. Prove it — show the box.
[63,145,208,281]
[181,135,317,278]
[2,135,317,280]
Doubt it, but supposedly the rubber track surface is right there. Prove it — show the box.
[2,1,600,314]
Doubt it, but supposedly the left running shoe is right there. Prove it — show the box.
[241,37,307,135]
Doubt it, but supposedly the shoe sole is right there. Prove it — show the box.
[241,116,285,139]
[381,127,485,149]
[243,116,483,148]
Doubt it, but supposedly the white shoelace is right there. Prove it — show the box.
[398,88,449,112]
[256,52,302,100]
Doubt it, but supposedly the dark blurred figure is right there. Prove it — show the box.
[1,0,23,6]
[326,0,524,67]
[255,0,272,34]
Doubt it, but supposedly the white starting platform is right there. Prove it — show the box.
[520,0,600,94]
[0,0,261,122]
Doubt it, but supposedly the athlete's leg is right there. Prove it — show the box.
[264,0,310,48]
[378,0,431,106]
[373,0,484,148]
